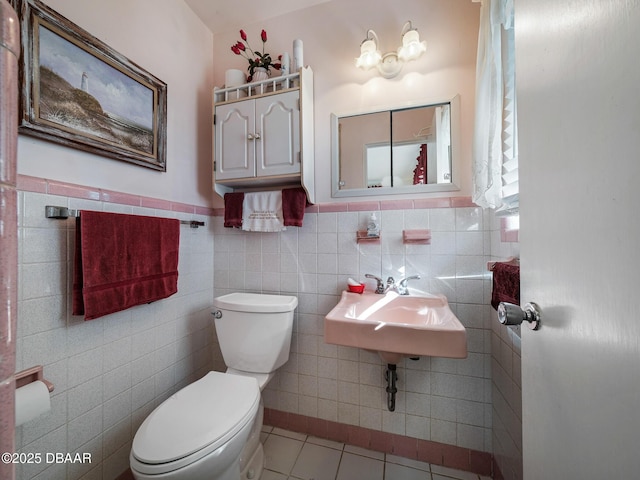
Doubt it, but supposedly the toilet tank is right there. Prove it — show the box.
[213,293,297,374]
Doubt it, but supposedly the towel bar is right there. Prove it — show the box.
[45,205,205,228]
[487,256,519,271]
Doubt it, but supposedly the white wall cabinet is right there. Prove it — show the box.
[215,91,300,181]
[213,67,314,203]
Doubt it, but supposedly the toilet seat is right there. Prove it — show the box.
[131,371,260,476]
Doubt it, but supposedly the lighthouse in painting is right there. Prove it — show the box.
[80,71,89,93]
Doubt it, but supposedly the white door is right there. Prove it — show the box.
[517,1,640,478]
[215,100,255,180]
[255,91,300,177]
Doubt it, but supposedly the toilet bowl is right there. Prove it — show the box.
[130,372,260,480]
[130,293,297,480]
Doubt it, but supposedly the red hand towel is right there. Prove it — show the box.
[224,192,244,228]
[282,187,310,227]
[491,262,520,310]
[73,211,180,320]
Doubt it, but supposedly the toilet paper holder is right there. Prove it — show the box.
[16,365,54,393]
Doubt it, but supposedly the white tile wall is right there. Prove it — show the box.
[15,191,216,480]
[213,206,495,453]
[488,213,522,480]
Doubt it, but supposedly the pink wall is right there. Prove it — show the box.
[16,0,215,209]
[0,1,20,478]
[212,0,480,205]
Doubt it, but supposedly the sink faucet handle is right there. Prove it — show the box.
[365,274,385,294]
[398,274,421,286]
[397,274,421,294]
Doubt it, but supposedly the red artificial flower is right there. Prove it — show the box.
[231,29,278,79]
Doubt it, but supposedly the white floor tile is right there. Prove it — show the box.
[384,463,430,480]
[291,443,342,480]
[343,444,385,461]
[263,434,304,475]
[337,452,384,480]
[306,435,345,451]
[261,427,488,480]
[431,464,479,480]
[385,454,431,472]
[260,469,288,480]
[272,427,308,442]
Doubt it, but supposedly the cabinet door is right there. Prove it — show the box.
[255,91,300,177]
[215,101,255,180]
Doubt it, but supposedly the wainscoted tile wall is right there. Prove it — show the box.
[12,173,518,479]
[212,200,497,461]
[488,220,521,480]
[14,182,215,480]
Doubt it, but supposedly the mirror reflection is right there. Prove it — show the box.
[332,97,459,197]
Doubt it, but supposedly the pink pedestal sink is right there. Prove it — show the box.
[324,290,467,364]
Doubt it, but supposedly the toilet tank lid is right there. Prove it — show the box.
[214,293,298,313]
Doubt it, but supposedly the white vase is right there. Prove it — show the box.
[252,67,269,82]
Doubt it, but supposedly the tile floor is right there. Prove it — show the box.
[261,427,492,480]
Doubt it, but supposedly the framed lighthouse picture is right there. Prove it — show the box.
[12,0,167,171]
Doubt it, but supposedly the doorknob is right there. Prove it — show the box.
[498,302,541,330]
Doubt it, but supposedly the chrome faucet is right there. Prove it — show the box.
[365,274,421,295]
[396,275,421,295]
[365,274,385,294]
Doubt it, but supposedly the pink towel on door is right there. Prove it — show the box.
[491,262,520,310]
[224,192,244,228]
[73,211,180,320]
[282,187,310,227]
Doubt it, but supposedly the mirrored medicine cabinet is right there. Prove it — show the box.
[331,95,460,197]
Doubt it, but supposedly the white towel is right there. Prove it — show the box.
[242,191,285,232]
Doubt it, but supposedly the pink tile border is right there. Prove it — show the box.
[16,175,481,217]
[17,176,521,246]
[48,180,100,200]
[16,175,47,193]
[212,195,482,216]
[263,408,492,477]
[17,175,211,217]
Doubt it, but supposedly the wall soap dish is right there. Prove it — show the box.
[357,230,381,243]
[402,229,431,244]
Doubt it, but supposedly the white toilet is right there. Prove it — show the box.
[130,292,298,480]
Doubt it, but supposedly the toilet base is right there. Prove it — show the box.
[240,442,263,480]
[238,400,265,479]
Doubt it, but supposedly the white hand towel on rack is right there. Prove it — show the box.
[242,191,285,232]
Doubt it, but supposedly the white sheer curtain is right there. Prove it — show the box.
[472,0,518,213]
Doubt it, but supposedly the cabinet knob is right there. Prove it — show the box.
[254,133,261,140]
[247,134,254,140]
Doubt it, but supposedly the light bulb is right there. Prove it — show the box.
[398,29,427,62]
[355,38,381,69]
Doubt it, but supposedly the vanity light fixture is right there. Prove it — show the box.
[355,21,427,79]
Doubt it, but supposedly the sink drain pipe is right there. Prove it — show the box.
[385,364,398,411]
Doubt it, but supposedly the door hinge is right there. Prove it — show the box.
[213,114,216,125]
[213,160,216,172]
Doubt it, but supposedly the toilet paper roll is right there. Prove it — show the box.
[15,381,51,427]
[225,69,246,87]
